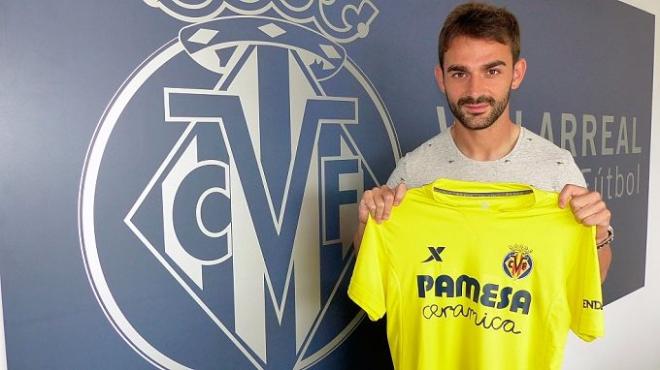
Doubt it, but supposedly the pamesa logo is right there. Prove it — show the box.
[79,0,399,369]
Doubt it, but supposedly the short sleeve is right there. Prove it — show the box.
[348,217,389,321]
[567,226,604,341]
[385,156,408,188]
[562,151,588,188]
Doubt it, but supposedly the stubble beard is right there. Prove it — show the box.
[447,91,510,130]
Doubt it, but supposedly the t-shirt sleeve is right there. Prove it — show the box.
[348,217,389,321]
[567,226,604,341]
[562,151,588,188]
[386,155,409,189]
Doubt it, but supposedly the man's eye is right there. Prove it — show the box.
[487,69,500,76]
[451,72,466,78]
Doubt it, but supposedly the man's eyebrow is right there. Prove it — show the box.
[483,60,507,69]
[446,65,467,73]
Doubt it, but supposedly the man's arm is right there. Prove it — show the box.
[597,244,612,282]
[353,183,407,251]
[559,185,613,283]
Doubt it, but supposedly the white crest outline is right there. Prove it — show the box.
[79,16,401,370]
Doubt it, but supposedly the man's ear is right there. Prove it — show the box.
[434,64,446,94]
[511,58,527,90]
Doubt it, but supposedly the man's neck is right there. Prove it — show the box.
[450,116,521,161]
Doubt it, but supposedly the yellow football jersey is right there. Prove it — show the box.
[348,179,604,370]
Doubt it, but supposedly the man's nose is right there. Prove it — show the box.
[465,74,487,98]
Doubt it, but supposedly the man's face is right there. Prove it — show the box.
[435,36,526,130]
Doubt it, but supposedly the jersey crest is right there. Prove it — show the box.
[503,244,533,280]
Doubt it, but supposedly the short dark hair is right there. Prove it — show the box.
[438,2,521,67]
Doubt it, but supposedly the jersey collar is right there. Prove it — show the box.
[429,178,539,212]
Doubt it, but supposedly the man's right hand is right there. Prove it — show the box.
[358,183,408,225]
[353,183,407,252]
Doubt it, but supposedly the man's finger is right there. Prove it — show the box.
[358,200,371,225]
[558,184,589,208]
[374,191,386,223]
[582,210,611,229]
[361,189,377,216]
[393,183,408,206]
[573,200,607,223]
[569,191,602,212]
[380,185,397,219]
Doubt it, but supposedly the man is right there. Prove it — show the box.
[354,2,612,281]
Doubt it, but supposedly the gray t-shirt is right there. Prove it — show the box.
[386,127,586,192]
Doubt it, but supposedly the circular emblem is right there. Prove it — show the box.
[79,16,398,369]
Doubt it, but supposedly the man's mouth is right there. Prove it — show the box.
[462,103,490,115]
[457,95,495,116]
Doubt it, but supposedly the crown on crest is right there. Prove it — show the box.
[144,0,379,43]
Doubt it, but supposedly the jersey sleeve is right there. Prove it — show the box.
[567,226,604,341]
[348,217,389,321]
